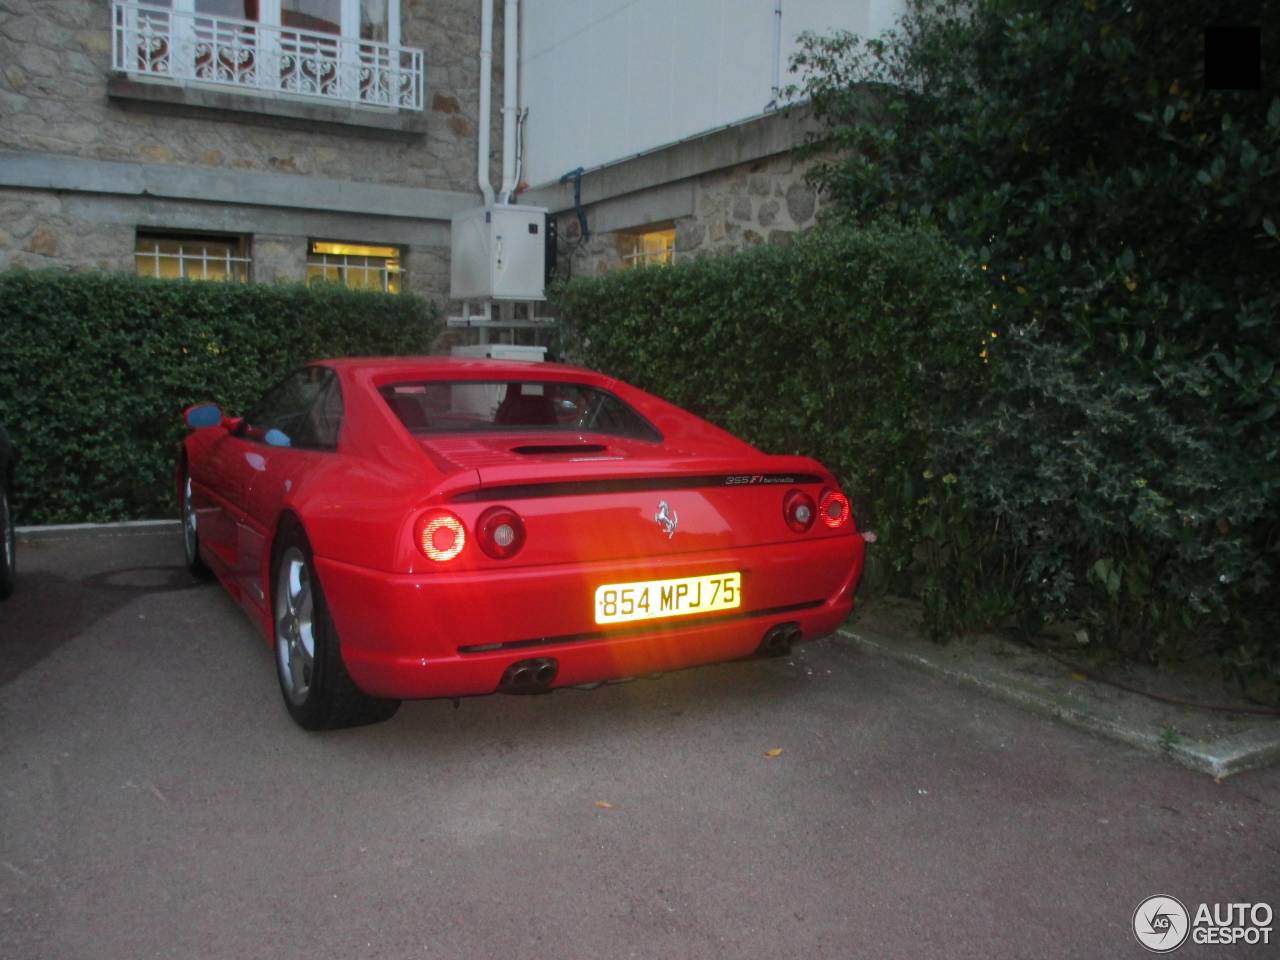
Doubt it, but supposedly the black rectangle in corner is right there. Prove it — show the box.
[1204,26,1261,90]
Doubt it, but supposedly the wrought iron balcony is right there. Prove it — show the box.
[111,1,424,112]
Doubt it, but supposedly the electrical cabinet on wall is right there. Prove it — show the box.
[450,205,548,302]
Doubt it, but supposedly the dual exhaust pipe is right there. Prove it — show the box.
[499,624,800,693]
[499,657,558,694]
[757,622,802,658]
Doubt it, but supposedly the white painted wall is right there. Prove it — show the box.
[519,0,905,187]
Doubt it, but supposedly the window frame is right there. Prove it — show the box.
[306,239,405,293]
[173,1,401,47]
[240,366,343,451]
[380,379,664,444]
[619,225,676,270]
[134,229,252,282]
[114,0,423,112]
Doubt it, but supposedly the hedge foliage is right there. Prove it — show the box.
[555,0,1279,691]
[791,0,1280,685]
[0,271,439,523]
[553,222,988,581]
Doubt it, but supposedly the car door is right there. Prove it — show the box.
[234,367,342,614]
[192,427,255,572]
[193,370,312,580]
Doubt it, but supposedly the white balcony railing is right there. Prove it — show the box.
[112,1,424,112]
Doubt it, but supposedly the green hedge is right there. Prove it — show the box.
[790,0,1280,689]
[0,271,439,523]
[553,223,987,580]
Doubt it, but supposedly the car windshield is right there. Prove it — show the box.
[380,380,662,442]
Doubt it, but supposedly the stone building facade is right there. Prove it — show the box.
[523,109,826,284]
[0,0,506,304]
[1,1,829,331]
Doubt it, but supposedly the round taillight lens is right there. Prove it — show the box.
[819,488,852,529]
[477,506,526,559]
[415,510,466,562]
[783,490,817,533]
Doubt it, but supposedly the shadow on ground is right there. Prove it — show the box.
[1,559,204,687]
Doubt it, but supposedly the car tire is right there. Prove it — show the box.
[272,525,401,730]
[0,484,15,600]
[180,464,213,580]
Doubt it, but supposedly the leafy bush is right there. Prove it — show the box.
[792,0,1280,685]
[554,222,987,581]
[0,271,439,523]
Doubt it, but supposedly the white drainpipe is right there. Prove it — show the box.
[477,0,495,206]
[770,0,783,106]
[497,0,518,204]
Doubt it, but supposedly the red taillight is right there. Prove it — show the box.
[783,490,817,532]
[415,510,466,562]
[477,506,526,560]
[819,489,852,529]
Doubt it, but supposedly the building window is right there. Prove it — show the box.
[306,241,403,293]
[620,227,675,269]
[135,232,251,281]
[111,0,423,110]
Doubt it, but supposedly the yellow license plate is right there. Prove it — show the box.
[594,572,741,625]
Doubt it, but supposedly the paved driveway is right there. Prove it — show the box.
[1,531,1276,959]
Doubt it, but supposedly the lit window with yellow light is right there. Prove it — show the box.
[620,227,675,269]
[135,232,250,282]
[307,240,404,293]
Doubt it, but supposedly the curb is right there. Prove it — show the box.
[16,519,180,541]
[838,625,1280,780]
[1170,726,1280,780]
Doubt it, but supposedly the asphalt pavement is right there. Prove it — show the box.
[1,531,1277,959]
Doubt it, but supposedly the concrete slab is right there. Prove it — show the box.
[0,150,476,222]
[841,599,1280,780]
[106,76,430,139]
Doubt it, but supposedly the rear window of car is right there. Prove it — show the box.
[380,380,662,442]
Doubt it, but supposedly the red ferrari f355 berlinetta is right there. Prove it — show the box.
[178,358,865,728]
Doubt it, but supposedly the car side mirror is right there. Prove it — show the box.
[184,403,224,429]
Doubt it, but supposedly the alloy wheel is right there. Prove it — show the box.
[182,474,197,564]
[1,491,12,572]
[275,547,316,705]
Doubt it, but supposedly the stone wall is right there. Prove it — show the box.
[0,1,828,315]
[0,0,497,309]
[0,187,450,308]
[555,150,824,279]
[403,243,450,302]
[0,189,134,274]
[0,0,496,193]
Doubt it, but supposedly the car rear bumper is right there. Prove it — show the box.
[316,535,865,699]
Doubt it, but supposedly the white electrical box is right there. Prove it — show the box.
[450,205,547,302]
